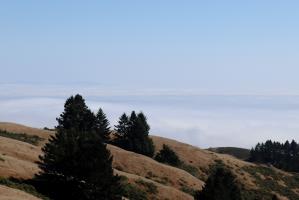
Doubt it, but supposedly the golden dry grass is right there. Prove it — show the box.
[0,123,205,199]
[115,169,194,200]
[0,122,294,199]
[0,122,52,140]
[0,136,40,179]
[0,185,41,200]
[109,144,204,191]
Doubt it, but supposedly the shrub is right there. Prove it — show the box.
[122,183,147,200]
[155,144,181,167]
[136,179,158,194]
[194,167,242,200]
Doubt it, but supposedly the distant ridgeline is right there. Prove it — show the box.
[249,140,299,172]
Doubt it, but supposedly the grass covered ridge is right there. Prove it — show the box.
[0,129,44,145]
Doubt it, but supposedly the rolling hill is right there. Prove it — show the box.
[207,147,251,160]
[0,122,298,200]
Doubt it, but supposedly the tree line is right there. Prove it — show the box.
[28,93,286,200]
[249,140,299,172]
[33,94,154,200]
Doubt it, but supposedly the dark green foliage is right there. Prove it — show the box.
[114,111,155,157]
[114,113,130,138]
[56,94,97,132]
[194,167,242,200]
[180,185,197,196]
[0,129,44,145]
[95,108,111,142]
[153,144,203,180]
[155,144,181,167]
[122,183,147,200]
[36,94,123,200]
[135,179,158,194]
[243,166,299,200]
[179,163,202,179]
[0,177,50,200]
[249,140,299,172]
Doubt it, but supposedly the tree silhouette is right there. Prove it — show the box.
[114,111,155,157]
[36,94,123,200]
[155,144,181,167]
[194,167,242,200]
[95,108,111,142]
[249,140,299,172]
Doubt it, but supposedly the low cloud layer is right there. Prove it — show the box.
[1,84,299,148]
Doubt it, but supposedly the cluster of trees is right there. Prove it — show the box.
[249,140,299,172]
[114,112,155,157]
[33,94,289,200]
[34,94,154,200]
[194,166,242,200]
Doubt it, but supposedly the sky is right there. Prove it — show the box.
[1,1,299,148]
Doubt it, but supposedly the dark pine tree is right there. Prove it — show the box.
[114,111,155,157]
[194,167,242,200]
[36,94,123,200]
[95,108,111,142]
[56,94,97,132]
[155,144,181,167]
[130,112,154,157]
[249,139,299,172]
[114,113,130,147]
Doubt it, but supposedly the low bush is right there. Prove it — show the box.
[0,177,50,200]
[136,179,158,194]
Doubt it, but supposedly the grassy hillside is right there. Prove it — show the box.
[207,147,251,160]
[1,122,299,200]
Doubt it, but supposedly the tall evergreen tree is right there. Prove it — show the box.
[114,111,155,157]
[115,113,130,136]
[36,94,123,200]
[95,108,111,142]
[194,167,242,200]
[56,94,97,132]
[114,113,130,147]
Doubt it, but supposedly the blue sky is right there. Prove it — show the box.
[1,1,299,93]
[1,1,299,147]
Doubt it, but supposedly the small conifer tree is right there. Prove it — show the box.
[155,144,181,166]
[95,108,111,142]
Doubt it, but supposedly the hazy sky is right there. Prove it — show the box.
[2,2,299,148]
[1,1,299,93]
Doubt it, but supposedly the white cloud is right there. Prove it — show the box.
[1,84,299,148]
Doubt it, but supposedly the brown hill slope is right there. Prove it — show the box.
[0,185,41,200]
[0,122,52,140]
[1,122,299,200]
